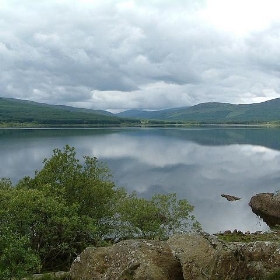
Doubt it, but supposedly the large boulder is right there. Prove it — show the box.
[70,239,183,280]
[70,233,280,280]
[168,233,280,279]
[214,240,280,280]
[167,233,220,279]
[249,192,280,226]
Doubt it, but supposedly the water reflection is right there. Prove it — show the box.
[1,127,280,233]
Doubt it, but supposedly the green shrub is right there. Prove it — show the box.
[0,145,199,275]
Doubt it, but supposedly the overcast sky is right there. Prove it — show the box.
[1,0,280,111]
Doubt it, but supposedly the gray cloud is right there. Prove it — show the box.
[1,0,280,110]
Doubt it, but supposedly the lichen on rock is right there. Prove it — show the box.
[70,239,183,280]
[70,232,280,279]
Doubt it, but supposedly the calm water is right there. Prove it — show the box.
[1,127,280,234]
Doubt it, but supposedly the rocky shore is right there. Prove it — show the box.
[25,192,280,279]
[70,232,280,280]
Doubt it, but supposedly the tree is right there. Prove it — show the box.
[0,227,40,280]
[113,192,163,239]
[13,145,127,270]
[0,145,200,274]
[17,145,119,241]
[0,184,41,279]
[114,192,201,240]
[151,193,201,237]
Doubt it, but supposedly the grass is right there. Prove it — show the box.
[216,230,280,243]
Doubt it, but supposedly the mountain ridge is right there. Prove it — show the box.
[0,97,133,126]
[117,98,280,123]
[1,96,280,125]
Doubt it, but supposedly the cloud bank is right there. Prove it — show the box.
[1,0,280,111]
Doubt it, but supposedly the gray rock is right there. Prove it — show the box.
[70,239,183,280]
[167,233,220,280]
[168,233,280,280]
[249,192,280,226]
[221,194,241,201]
[70,233,280,280]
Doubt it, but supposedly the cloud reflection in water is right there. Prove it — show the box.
[1,128,280,233]
[79,131,280,233]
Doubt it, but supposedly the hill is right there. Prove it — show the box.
[117,98,280,123]
[0,97,137,126]
[1,97,280,126]
[117,107,186,119]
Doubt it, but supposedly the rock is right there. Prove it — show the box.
[168,233,280,280]
[214,240,280,280]
[167,233,220,279]
[70,233,280,280]
[249,192,280,226]
[70,239,184,280]
[221,193,241,201]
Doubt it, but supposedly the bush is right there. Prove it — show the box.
[0,227,40,279]
[114,192,200,240]
[0,145,199,275]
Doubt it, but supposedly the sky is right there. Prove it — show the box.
[1,0,280,112]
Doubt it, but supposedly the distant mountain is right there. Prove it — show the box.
[1,97,280,126]
[117,98,280,123]
[117,107,189,120]
[0,97,135,126]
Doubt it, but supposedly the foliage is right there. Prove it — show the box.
[113,192,164,239]
[16,145,120,269]
[114,192,201,240]
[0,145,199,276]
[18,146,121,241]
[5,188,83,271]
[0,227,41,279]
[151,193,201,236]
[0,178,13,190]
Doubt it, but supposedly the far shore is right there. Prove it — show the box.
[1,122,280,129]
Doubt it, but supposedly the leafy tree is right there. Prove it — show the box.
[0,227,40,280]
[151,193,201,236]
[0,145,200,275]
[13,145,126,270]
[17,145,119,240]
[0,182,41,278]
[3,187,84,270]
[0,178,12,190]
[114,192,201,240]
[113,192,162,239]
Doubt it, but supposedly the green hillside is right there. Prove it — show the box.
[166,99,280,123]
[0,97,137,126]
[118,98,280,124]
[117,107,185,119]
[2,97,280,126]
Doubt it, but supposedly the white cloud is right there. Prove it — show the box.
[201,0,280,36]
